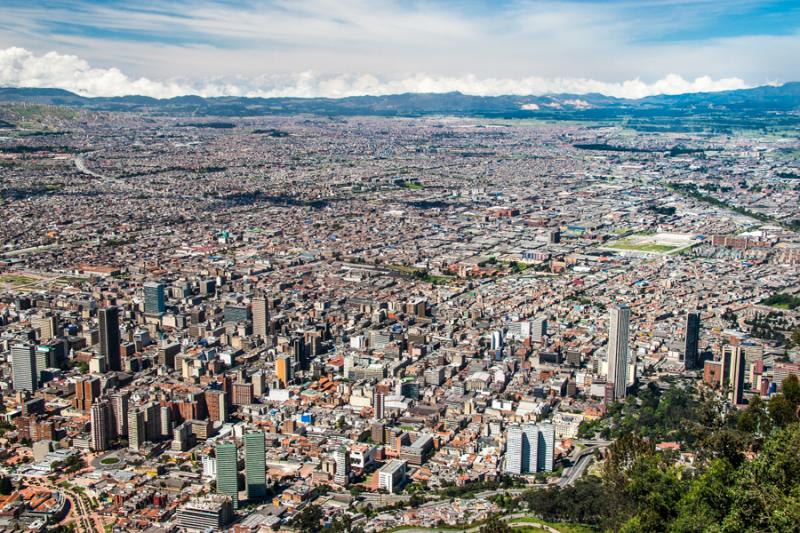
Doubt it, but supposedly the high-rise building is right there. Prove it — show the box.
[333,446,351,486]
[144,282,166,316]
[504,423,553,474]
[720,345,734,389]
[537,423,555,472]
[607,305,631,401]
[90,399,112,451]
[252,294,269,339]
[109,390,130,438]
[251,371,266,397]
[206,389,228,423]
[99,306,121,372]
[373,390,385,420]
[128,408,146,452]
[160,405,173,440]
[11,343,38,392]
[728,345,746,405]
[215,442,239,508]
[276,354,292,387]
[505,426,525,475]
[232,382,254,406]
[531,317,548,343]
[684,312,701,370]
[32,314,58,342]
[244,432,267,500]
[74,375,102,412]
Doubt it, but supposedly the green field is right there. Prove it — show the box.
[605,239,677,253]
[0,274,36,286]
[100,457,120,465]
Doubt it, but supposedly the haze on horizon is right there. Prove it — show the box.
[0,0,799,99]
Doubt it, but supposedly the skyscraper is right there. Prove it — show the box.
[206,389,228,423]
[504,423,551,474]
[729,345,746,405]
[11,343,38,392]
[537,423,555,472]
[531,317,548,343]
[504,426,525,475]
[90,399,112,451]
[99,306,121,372]
[144,281,166,316]
[607,304,631,401]
[252,293,269,338]
[244,432,267,500]
[74,376,102,412]
[684,312,701,370]
[216,441,239,508]
[333,446,351,486]
[373,390,385,420]
[276,354,292,387]
[109,390,130,438]
[128,408,146,452]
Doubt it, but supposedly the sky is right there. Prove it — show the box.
[0,0,799,99]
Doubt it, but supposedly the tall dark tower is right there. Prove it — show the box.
[684,312,700,370]
[99,306,121,372]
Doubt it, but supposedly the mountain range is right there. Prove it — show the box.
[1,83,799,132]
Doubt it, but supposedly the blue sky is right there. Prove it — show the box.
[0,0,798,97]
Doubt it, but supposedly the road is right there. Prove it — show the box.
[390,513,560,533]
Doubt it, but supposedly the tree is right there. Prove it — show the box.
[478,515,511,533]
[0,477,12,495]
[292,504,324,533]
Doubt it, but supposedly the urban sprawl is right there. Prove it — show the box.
[1,108,800,532]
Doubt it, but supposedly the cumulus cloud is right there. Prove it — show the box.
[0,47,751,100]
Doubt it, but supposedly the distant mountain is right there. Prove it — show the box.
[1,83,799,132]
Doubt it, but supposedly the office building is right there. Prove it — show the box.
[74,375,102,412]
[11,343,38,392]
[206,389,228,423]
[333,446,351,486]
[215,442,239,508]
[607,304,631,401]
[252,294,269,338]
[144,281,166,315]
[176,495,233,532]
[251,371,266,397]
[276,354,292,387]
[537,423,555,472]
[232,382,254,406]
[504,423,554,474]
[728,345,746,405]
[109,390,129,438]
[99,306,121,372]
[684,312,701,370]
[531,317,547,343]
[90,399,112,451]
[128,408,146,452]
[244,432,267,500]
[32,314,58,342]
[373,390,385,420]
[377,460,406,493]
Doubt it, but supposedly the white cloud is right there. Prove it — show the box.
[0,47,751,99]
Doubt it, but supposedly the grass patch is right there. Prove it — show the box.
[605,239,677,253]
[99,457,120,465]
[0,274,36,286]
